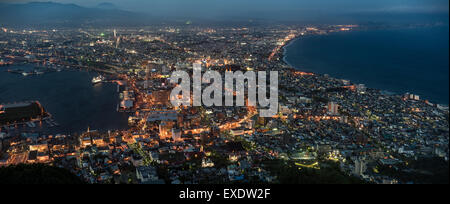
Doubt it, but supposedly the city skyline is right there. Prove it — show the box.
[0,0,448,187]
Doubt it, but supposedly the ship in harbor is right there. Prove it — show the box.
[21,70,44,76]
[92,75,105,84]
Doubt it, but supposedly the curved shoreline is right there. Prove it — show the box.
[0,66,129,134]
[280,31,449,106]
[282,36,302,71]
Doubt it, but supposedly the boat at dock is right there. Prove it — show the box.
[22,72,31,76]
[92,75,105,84]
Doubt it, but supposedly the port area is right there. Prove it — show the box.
[0,101,57,136]
[2,63,65,76]
[92,74,125,85]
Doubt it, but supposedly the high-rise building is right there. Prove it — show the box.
[159,121,175,140]
[404,93,420,101]
[354,158,367,176]
[116,36,120,48]
[327,102,339,115]
[172,128,182,141]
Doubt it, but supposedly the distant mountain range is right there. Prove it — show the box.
[0,2,148,26]
[1,1,447,27]
[96,2,119,10]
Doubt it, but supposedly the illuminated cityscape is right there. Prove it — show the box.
[0,1,448,186]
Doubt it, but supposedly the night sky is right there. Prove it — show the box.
[1,0,448,18]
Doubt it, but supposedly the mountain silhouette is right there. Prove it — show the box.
[0,2,148,26]
[96,2,118,10]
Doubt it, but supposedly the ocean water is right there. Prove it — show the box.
[284,26,449,105]
[0,67,128,134]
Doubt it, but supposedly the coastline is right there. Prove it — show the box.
[281,36,301,70]
[280,30,449,106]
[0,66,129,134]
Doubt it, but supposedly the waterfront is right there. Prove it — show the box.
[284,26,450,105]
[0,24,448,184]
[0,65,129,134]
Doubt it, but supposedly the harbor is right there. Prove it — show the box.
[0,65,129,135]
[0,101,56,137]
[2,63,67,76]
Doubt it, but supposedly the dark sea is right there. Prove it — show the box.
[0,67,128,134]
[284,26,449,105]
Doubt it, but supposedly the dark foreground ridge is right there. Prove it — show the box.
[0,164,85,184]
